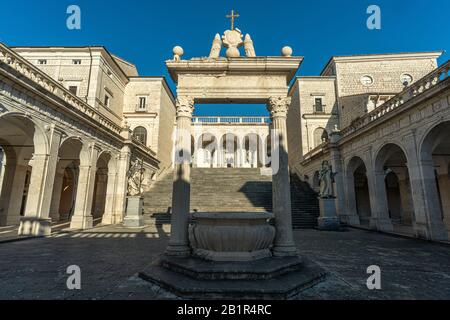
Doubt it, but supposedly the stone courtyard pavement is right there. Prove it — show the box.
[0,225,449,300]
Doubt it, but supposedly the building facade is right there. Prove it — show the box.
[0,41,449,242]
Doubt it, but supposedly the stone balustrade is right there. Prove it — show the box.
[192,116,270,124]
[341,60,450,138]
[0,43,122,135]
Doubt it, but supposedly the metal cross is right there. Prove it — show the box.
[226,10,240,30]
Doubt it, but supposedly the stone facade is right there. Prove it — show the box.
[0,44,172,236]
[292,53,450,242]
[0,40,449,245]
[13,46,176,176]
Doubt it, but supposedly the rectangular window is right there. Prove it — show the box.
[68,86,78,95]
[38,59,47,65]
[72,59,81,65]
[138,97,147,111]
[314,98,324,113]
[104,95,110,108]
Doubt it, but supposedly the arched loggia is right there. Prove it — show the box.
[346,156,372,226]
[420,121,450,233]
[375,143,414,228]
[0,114,45,226]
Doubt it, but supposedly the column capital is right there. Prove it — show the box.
[267,97,291,118]
[176,96,195,118]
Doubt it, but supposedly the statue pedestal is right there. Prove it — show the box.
[123,196,145,228]
[317,197,340,231]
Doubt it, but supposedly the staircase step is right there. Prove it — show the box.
[143,168,319,229]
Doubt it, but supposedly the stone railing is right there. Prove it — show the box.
[192,116,270,124]
[0,43,122,135]
[341,60,450,138]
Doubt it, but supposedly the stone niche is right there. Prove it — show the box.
[189,212,275,262]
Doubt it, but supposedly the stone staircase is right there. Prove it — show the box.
[143,168,319,229]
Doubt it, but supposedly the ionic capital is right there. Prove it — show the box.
[267,97,291,118]
[176,96,195,118]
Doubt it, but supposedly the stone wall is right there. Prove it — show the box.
[14,47,131,127]
[322,54,440,128]
[287,77,338,177]
[123,78,176,173]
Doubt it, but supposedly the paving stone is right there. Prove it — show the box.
[0,227,449,299]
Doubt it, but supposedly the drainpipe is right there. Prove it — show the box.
[85,47,93,104]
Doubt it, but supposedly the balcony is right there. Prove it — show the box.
[192,116,271,124]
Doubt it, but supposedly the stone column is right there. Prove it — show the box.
[2,161,28,226]
[166,96,194,257]
[0,149,4,198]
[328,130,347,222]
[437,171,450,229]
[365,151,394,232]
[398,177,414,225]
[102,166,118,225]
[367,169,394,232]
[404,132,447,241]
[113,146,131,223]
[0,154,28,226]
[344,172,361,225]
[268,97,297,257]
[49,168,64,222]
[69,143,99,230]
[19,126,62,236]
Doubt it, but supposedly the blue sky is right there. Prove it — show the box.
[1,0,449,116]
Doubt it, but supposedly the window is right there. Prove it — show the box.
[133,127,147,145]
[360,75,374,86]
[314,98,324,113]
[72,59,82,65]
[68,86,78,95]
[38,59,47,65]
[137,97,147,111]
[104,95,110,108]
[313,128,328,148]
[401,73,413,86]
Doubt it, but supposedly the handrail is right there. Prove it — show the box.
[192,116,270,124]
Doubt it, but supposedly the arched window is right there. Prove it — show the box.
[133,126,147,145]
[313,128,328,148]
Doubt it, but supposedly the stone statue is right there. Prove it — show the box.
[244,34,256,57]
[318,160,336,198]
[209,33,222,58]
[127,159,146,196]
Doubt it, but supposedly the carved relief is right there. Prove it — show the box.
[176,96,195,118]
[267,97,291,118]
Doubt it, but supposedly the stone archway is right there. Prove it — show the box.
[165,49,301,257]
[420,121,450,232]
[0,114,42,226]
[91,152,112,223]
[196,133,218,168]
[49,137,83,223]
[375,143,414,228]
[220,133,239,168]
[243,133,264,168]
[346,156,371,226]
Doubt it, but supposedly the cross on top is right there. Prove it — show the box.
[226,10,240,30]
